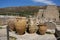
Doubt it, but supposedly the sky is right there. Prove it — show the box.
[0,0,60,8]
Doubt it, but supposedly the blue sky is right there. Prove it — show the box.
[0,0,60,8]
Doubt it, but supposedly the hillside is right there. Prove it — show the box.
[0,6,60,16]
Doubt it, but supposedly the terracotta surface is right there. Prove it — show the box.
[39,25,47,35]
[28,25,38,34]
[8,20,15,31]
[14,17,27,35]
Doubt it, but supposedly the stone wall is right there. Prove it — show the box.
[44,5,59,21]
[0,15,17,25]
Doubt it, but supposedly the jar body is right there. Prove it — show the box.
[8,21,15,31]
[15,18,26,35]
[29,25,37,34]
[39,26,47,35]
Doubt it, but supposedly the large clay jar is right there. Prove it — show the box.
[14,17,27,35]
[28,18,38,34]
[29,25,38,34]
[38,23,47,35]
[8,20,15,31]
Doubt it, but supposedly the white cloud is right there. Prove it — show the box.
[32,0,56,5]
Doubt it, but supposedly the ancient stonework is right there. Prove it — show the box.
[44,5,59,21]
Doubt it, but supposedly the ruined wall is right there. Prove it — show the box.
[44,5,59,21]
[0,15,17,25]
[37,9,44,19]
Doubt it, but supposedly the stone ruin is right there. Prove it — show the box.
[0,5,60,30]
[33,5,60,33]
[35,5,59,23]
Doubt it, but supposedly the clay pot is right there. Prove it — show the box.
[28,18,38,34]
[8,20,15,31]
[28,25,38,34]
[14,17,27,35]
[38,24,47,35]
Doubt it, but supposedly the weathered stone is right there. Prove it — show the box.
[44,5,59,21]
